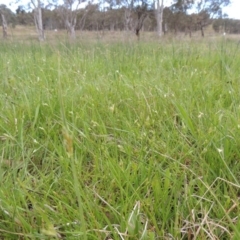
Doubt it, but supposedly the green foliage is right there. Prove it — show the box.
[0,39,240,239]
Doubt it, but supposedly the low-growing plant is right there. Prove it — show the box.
[0,37,240,239]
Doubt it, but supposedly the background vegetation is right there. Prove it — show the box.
[1,0,240,41]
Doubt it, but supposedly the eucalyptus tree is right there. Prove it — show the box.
[0,5,9,38]
[169,0,193,35]
[108,0,164,38]
[53,0,87,39]
[0,11,7,38]
[31,0,45,40]
[172,0,231,37]
[193,0,231,36]
[123,0,133,32]
[105,0,133,31]
[15,0,45,40]
[0,4,16,38]
[155,0,164,37]
[107,0,152,38]
[134,1,149,38]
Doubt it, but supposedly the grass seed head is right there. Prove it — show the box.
[62,128,73,157]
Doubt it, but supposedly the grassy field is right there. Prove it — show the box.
[0,36,240,239]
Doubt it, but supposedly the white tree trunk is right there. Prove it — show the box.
[1,12,7,38]
[32,0,45,41]
[69,25,75,38]
[124,9,132,32]
[65,17,76,39]
[156,0,164,37]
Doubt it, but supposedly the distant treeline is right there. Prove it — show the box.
[212,18,240,34]
[1,3,240,35]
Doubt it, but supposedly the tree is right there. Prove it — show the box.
[106,0,151,38]
[122,1,133,32]
[135,4,148,38]
[56,0,87,39]
[172,0,231,37]
[105,0,134,32]
[16,0,45,40]
[155,0,164,37]
[194,0,231,37]
[31,0,45,41]
[133,0,154,39]
[0,11,7,38]
[168,1,192,35]
[0,5,9,38]
[0,4,16,38]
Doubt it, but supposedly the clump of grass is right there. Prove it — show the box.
[0,38,240,239]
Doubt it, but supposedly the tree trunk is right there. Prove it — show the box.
[32,0,45,41]
[135,12,147,39]
[200,22,204,37]
[156,0,164,37]
[69,25,75,38]
[125,9,132,32]
[185,26,191,38]
[163,22,168,34]
[0,12,7,38]
[66,17,76,39]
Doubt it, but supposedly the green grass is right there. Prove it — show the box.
[0,37,240,239]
